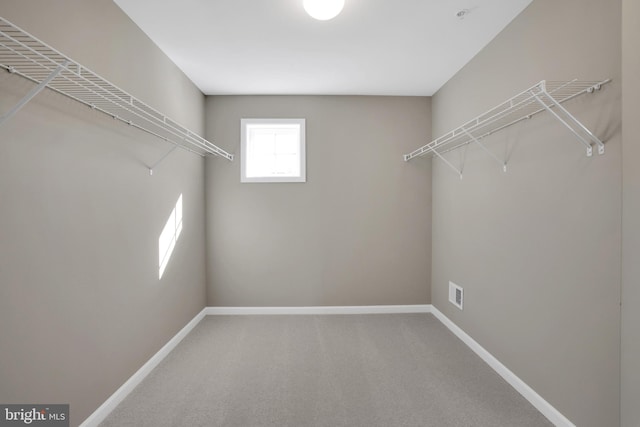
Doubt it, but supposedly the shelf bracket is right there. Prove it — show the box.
[531,91,598,157]
[462,128,507,172]
[148,145,178,176]
[0,60,69,127]
[432,148,463,179]
[540,88,605,155]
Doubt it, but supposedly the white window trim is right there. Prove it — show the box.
[241,118,306,183]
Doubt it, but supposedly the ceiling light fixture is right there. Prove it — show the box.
[303,0,345,21]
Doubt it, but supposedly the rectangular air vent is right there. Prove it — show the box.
[449,281,463,310]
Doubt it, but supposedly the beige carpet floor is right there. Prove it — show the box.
[100,313,553,427]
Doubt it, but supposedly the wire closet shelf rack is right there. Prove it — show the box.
[0,16,233,169]
[403,79,610,178]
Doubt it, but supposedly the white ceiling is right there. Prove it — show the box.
[113,0,533,96]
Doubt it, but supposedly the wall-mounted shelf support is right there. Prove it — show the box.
[0,16,234,171]
[531,92,593,156]
[532,83,605,156]
[0,60,68,126]
[403,79,610,177]
[149,145,178,176]
[461,127,507,172]
[432,148,463,179]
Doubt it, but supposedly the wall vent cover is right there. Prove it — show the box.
[449,281,463,310]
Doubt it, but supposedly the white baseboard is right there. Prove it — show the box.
[81,303,572,427]
[80,304,429,425]
[430,306,575,427]
[205,304,432,315]
[79,307,208,427]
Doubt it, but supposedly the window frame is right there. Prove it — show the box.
[240,118,306,183]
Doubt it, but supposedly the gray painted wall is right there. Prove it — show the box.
[430,0,621,426]
[0,1,208,425]
[1,0,631,425]
[205,96,431,307]
[621,0,640,425]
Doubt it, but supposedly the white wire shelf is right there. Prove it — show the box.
[404,79,610,177]
[0,16,233,167]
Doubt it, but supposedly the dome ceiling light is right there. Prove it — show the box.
[303,0,345,21]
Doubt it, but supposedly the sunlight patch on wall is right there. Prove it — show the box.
[159,194,183,279]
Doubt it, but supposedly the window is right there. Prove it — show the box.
[241,118,306,183]
[158,194,183,279]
